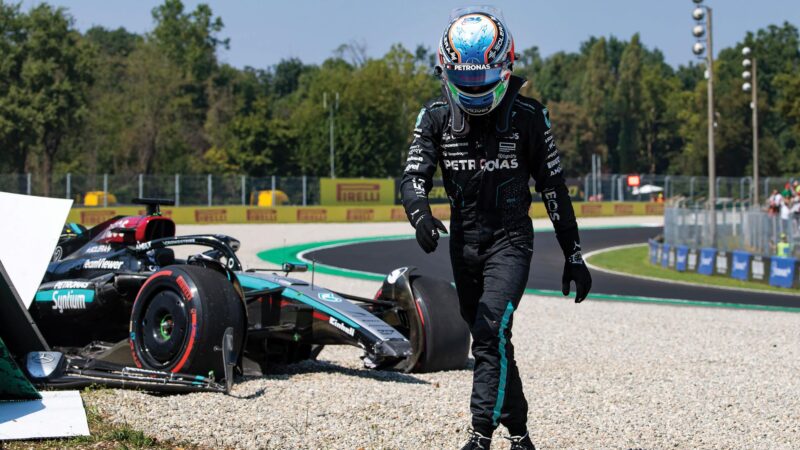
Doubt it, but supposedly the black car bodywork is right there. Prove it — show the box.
[25,199,469,392]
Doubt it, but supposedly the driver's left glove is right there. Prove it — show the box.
[413,214,448,253]
[562,252,592,303]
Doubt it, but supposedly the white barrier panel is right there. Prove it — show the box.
[0,192,72,308]
[0,391,89,439]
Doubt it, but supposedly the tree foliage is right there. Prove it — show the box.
[1,1,799,183]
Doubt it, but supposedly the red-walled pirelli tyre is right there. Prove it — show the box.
[129,265,245,380]
[406,276,470,373]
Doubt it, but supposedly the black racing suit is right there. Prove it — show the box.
[400,76,582,436]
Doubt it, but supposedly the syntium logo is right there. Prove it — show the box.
[35,289,94,313]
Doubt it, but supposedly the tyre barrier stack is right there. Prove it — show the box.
[648,240,799,290]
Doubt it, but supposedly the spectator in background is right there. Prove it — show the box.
[776,233,792,258]
[792,192,800,235]
[768,189,782,216]
[782,182,793,199]
[779,193,791,234]
[794,180,800,195]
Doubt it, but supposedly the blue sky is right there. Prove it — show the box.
[20,0,800,69]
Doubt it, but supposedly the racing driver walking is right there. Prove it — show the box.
[400,7,592,450]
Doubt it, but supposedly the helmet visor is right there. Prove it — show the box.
[444,64,504,89]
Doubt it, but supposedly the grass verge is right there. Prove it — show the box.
[587,244,798,295]
[2,390,206,450]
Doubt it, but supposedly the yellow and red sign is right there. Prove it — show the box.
[320,178,395,205]
[67,202,663,226]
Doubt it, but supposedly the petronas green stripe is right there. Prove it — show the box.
[491,301,515,425]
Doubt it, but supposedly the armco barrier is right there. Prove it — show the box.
[648,240,798,290]
[66,201,664,226]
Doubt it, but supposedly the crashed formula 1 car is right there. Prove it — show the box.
[25,198,470,393]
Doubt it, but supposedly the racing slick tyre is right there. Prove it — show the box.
[129,265,245,380]
[405,275,470,373]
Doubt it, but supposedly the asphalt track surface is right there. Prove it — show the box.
[305,226,800,309]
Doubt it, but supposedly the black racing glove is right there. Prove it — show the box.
[562,249,592,303]
[413,214,448,253]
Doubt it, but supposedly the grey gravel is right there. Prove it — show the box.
[88,219,800,449]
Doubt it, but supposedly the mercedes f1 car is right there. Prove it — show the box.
[25,199,470,393]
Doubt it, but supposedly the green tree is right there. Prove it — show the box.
[151,0,227,83]
[121,40,185,174]
[547,100,594,176]
[579,38,612,169]
[64,26,141,178]
[641,65,682,174]
[272,58,310,97]
[0,4,92,195]
[0,2,31,177]
[614,34,643,173]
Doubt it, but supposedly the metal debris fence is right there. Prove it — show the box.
[1,172,793,208]
[663,204,799,257]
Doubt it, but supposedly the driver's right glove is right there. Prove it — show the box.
[413,214,448,253]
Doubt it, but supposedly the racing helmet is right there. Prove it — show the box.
[438,6,515,116]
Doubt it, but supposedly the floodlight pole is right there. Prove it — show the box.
[705,6,716,246]
[324,92,339,178]
[751,58,759,206]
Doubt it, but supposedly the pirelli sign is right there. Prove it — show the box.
[320,178,395,205]
[68,201,660,225]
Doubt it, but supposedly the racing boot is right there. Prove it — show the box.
[459,428,492,450]
[505,432,535,450]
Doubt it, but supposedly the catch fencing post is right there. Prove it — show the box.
[138,174,143,199]
[103,174,108,207]
[302,175,307,206]
[207,174,212,207]
[241,175,246,206]
[26,173,31,195]
[689,176,696,200]
[583,176,589,201]
[175,174,180,207]
[665,176,672,199]
[739,177,750,202]
[596,155,601,199]
[610,175,617,201]
[271,176,276,206]
[66,173,71,199]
